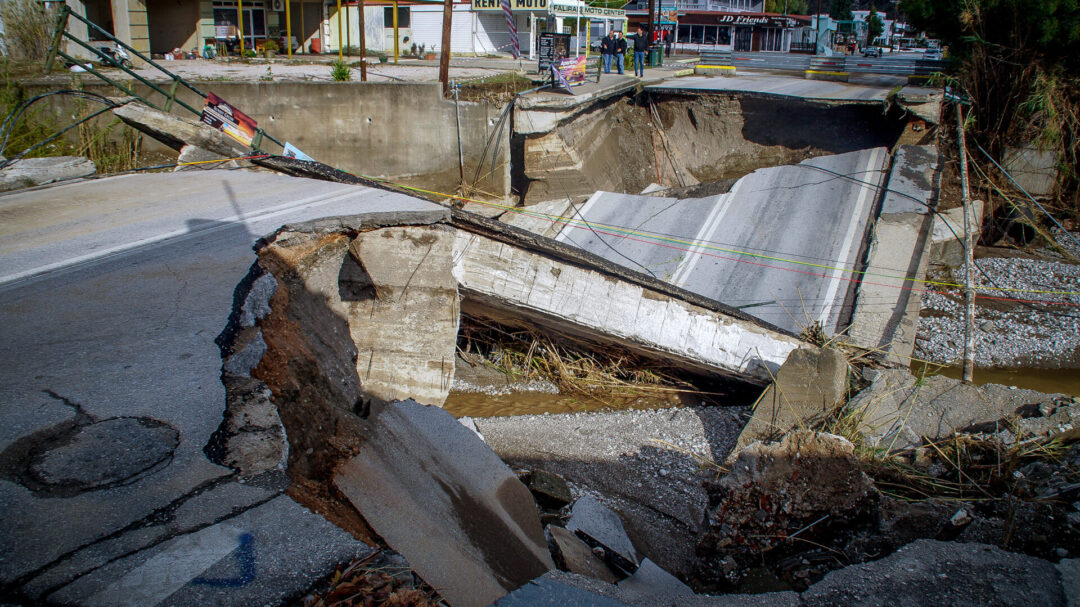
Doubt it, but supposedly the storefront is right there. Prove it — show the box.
[628,11,807,52]
[548,1,626,55]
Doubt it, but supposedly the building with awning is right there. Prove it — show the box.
[623,0,810,52]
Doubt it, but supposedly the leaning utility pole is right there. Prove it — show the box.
[956,103,976,382]
[439,0,453,95]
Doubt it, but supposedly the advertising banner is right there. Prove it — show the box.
[537,32,572,73]
[200,92,257,148]
[550,55,586,93]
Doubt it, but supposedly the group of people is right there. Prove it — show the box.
[599,26,651,78]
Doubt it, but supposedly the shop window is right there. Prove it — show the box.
[760,27,781,51]
[383,6,410,28]
[717,25,731,45]
[214,1,266,51]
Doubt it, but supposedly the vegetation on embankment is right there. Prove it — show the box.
[901,0,1080,218]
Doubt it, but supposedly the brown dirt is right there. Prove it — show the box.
[287,476,379,544]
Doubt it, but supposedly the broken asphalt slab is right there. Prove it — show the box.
[0,170,445,603]
[846,368,1067,452]
[333,400,554,607]
[0,156,96,192]
[511,539,1069,606]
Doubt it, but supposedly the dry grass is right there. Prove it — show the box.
[0,0,57,64]
[820,383,1078,503]
[458,314,698,400]
[301,551,443,607]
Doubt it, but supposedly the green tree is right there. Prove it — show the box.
[765,0,810,14]
[865,5,884,44]
[830,0,853,20]
[901,0,1080,212]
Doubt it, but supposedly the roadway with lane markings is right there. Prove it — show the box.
[553,148,890,335]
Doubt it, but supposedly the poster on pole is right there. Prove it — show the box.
[200,92,257,147]
[537,32,572,74]
[550,56,586,93]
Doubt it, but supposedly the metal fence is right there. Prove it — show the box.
[699,50,947,76]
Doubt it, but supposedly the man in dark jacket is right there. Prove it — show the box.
[614,31,627,74]
[600,30,617,73]
[631,26,649,77]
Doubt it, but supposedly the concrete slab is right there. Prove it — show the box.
[0,170,442,600]
[880,145,939,215]
[847,145,940,362]
[545,148,890,335]
[732,347,849,455]
[0,156,96,192]
[1004,145,1059,197]
[648,73,934,104]
[344,226,460,406]
[451,225,803,382]
[566,496,639,572]
[548,525,619,584]
[333,400,554,607]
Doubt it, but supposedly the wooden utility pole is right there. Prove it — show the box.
[439,0,452,96]
[358,0,367,80]
[956,104,976,383]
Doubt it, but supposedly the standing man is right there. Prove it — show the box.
[632,26,648,77]
[600,30,617,74]
[614,31,628,75]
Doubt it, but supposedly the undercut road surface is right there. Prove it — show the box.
[0,170,445,605]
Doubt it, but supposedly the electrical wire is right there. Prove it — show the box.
[0,90,120,168]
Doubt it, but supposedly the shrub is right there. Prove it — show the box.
[330,59,351,81]
[1,0,58,63]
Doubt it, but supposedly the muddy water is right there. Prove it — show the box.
[442,390,707,418]
[918,365,1080,396]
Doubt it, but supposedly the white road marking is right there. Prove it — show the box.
[0,187,373,286]
[555,190,604,243]
[816,146,886,328]
[669,179,743,287]
[86,525,246,607]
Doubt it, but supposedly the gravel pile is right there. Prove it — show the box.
[915,252,1080,367]
[474,405,749,576]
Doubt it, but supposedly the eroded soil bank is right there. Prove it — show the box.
[518,92,911,205]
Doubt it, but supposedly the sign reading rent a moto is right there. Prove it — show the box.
[472,0,547,10]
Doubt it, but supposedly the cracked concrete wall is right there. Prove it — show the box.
[218,219,457,481]
[451,229,804,383]
[24,81,510,199]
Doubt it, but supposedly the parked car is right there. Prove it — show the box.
[862,46,882,58]
[924,49,943,60]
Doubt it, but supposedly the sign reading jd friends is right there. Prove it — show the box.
[472,0,546,10]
